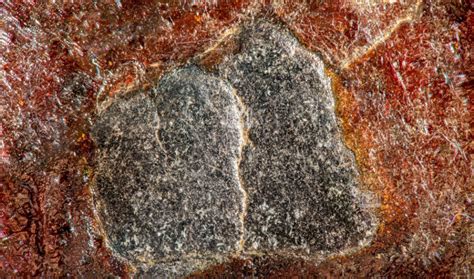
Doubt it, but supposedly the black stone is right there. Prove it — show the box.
[92,20,376,277]
[92,66,244,269]
[219,20,375,254]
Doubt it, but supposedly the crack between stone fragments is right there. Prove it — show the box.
[230,88,250,255]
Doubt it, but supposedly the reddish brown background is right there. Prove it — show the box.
[0,0,472,277]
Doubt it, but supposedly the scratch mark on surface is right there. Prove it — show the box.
[340,0,422,69]
[200,26,240,57]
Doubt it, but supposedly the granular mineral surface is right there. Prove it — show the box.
[92,21,376,276]
[92,67,244,271]
[219,20,375,254]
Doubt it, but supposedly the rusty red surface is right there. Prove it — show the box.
[1,0,472,277]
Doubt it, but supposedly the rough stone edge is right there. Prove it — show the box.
[214,17,381,262]
[89,17,381,278]
[90,66,250,278]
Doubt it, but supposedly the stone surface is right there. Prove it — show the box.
[2,1,471,277]
[219,21,375,254]
[92,66,244,270]
[92,21,376,276]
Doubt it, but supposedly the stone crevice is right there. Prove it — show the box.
[230,88,250,254]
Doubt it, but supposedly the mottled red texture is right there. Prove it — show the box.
[0,0,472,277]
[1,1,252,276]
[283,1,472,276]
[192,2,472,277]
[276,0,418,66]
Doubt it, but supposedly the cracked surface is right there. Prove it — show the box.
[230,88,250,254]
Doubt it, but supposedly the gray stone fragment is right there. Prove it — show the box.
[92,20,377,277]
[92,66,244,271]
[219,20,375,254]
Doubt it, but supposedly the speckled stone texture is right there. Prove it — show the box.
[92,67,244,273]
[92,21,376,276]
[219,20,375,254]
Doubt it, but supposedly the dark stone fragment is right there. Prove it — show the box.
[219,20,375,254]
[92,21,376,277]
[92,66,244,270]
